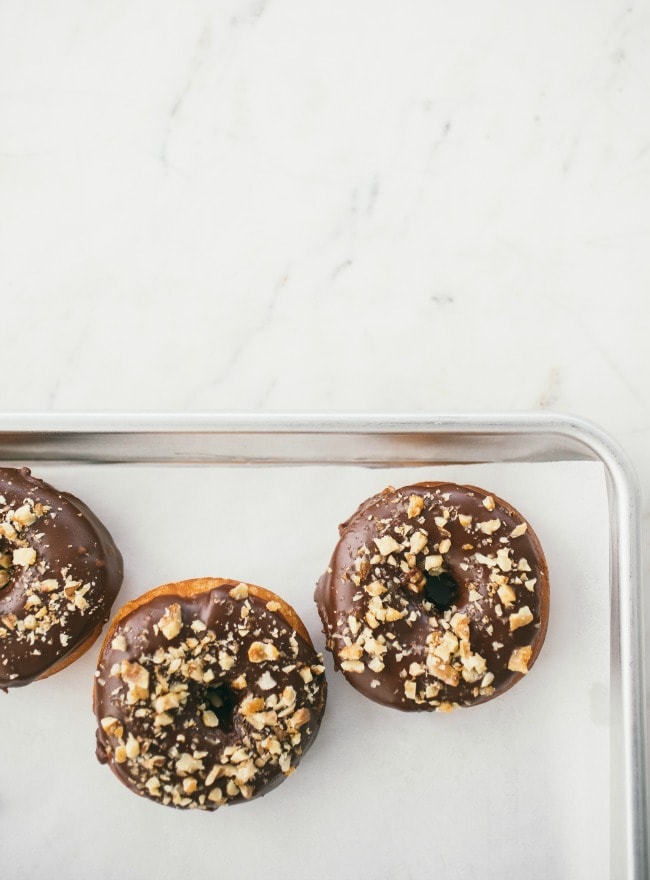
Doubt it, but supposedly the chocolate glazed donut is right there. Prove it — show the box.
[94,578,327,809]
[0,467,123,688]
[315,483,549,712]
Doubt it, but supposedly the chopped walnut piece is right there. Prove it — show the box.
[497,584,516,608]
[458,513,473,528]
[365,580,386,597]
[145,776,161,796]
[409,531,427,555]
[450,612,469,637]
[218,650,235,671]
[509,606,534,631]
[12,504,37,527]
[39,579,59,592]
[404,680,417,700]
[158,604,183,640]
[208,787,225,804]
[482,495,495,511]
[426,656,460,687]
[258,671,277,690]
[183,777,198,794]
[125,733,140,759]
[241,696,265,716]
[0,522,17,540]
[341,659,365,673]
[425,554,443,571]
[508,646,532,674]
[437,702,457,713]
[374,535,401,556]
[438,539,451,554]
[290,708,311,729]
[407,495,424,518]
[266,600,281,612]
[202,710,219,728]
[478,519,501,535]
[432,630,459,663]
[496,548,512,572]
[385,606,404,622]
[205,765,225,786]
[154,692,180,713]
[176,753,204,775]
[100,716,123,738]
[248,641,279,663]
[120,660,150,703]
[510,523,528,538]
[339,643,363,662]
[12,547,37,567]
[111,635,127,652]
[229,583,249,600]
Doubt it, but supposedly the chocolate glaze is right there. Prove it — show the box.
[93,579,327,810]
[315,483,549,712]
[0,467,123,688]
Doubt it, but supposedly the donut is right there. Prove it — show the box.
[0,467,123,689]
[315,482,549,712]
[93,578,327,809]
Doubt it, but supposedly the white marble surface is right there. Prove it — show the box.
[0,0,649,868]
[3,3,648,545]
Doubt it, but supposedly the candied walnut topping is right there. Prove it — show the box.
[248,641,279,663]
[0,479,114,685]
[374,535,401,556]
[229,583,249,600]
[509,606,534,632]
[95,583,326,810]
[508,645,532,674]
[407,495,424,519]
[316,482,547,712]
[158,604,183,640]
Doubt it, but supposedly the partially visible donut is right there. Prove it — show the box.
[0,467,123,689]
[315,482,549,712]
[93,578,327,809]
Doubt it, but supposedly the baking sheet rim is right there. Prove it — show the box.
[0,410,645,879]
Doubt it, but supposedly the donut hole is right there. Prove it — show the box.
[423,571,459,611]
[204,683,236,732]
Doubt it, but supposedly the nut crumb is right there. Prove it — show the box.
[374,535,401,556]
[229,583,249,600]
[12,547,37,568]
[407,495,424,518]
[248,641,279,663]
[509,605,534,631]
[508,645,532,674]
[158,604,183,640]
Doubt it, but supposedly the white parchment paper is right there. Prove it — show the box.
[0,461,610,879]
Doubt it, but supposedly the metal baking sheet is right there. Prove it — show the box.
[0,413,645,880]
